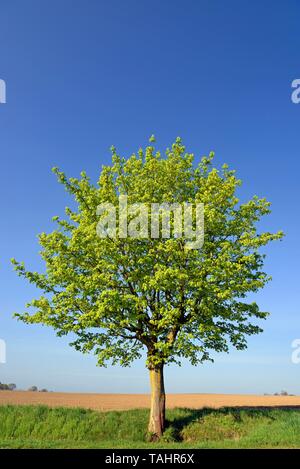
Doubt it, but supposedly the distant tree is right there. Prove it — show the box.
[0,383,16,391]
[12,137,283,439]
[28,386,38,392]
[40,389,48,392]
[280,390,288,396]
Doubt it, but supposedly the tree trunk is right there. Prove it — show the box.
[148,364,165,440]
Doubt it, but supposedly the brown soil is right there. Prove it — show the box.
[0,391,300,411]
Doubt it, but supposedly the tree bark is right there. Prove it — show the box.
[148,364,165,440]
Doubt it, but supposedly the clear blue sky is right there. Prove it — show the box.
[0,0,299,394]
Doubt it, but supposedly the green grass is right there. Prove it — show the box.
[1,405,300,448]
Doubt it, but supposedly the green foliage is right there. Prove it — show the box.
[12,137,283,369]
[0,405,300,449]
[0,405,148,442]
[0,383,16,391]
[180,408,269,441]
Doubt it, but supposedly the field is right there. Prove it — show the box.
[1,392,300,448]
[1,391,300,411]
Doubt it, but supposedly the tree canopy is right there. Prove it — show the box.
[12,138,283,370]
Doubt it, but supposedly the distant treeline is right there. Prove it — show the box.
[0,383,49,392]
[0,382,16,391]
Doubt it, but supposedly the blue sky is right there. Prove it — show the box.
[0,0,300,394]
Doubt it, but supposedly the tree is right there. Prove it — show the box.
[12,137,283,439]
[0,382,16,391]
[0,383,9,390]
[28,386,38,392]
